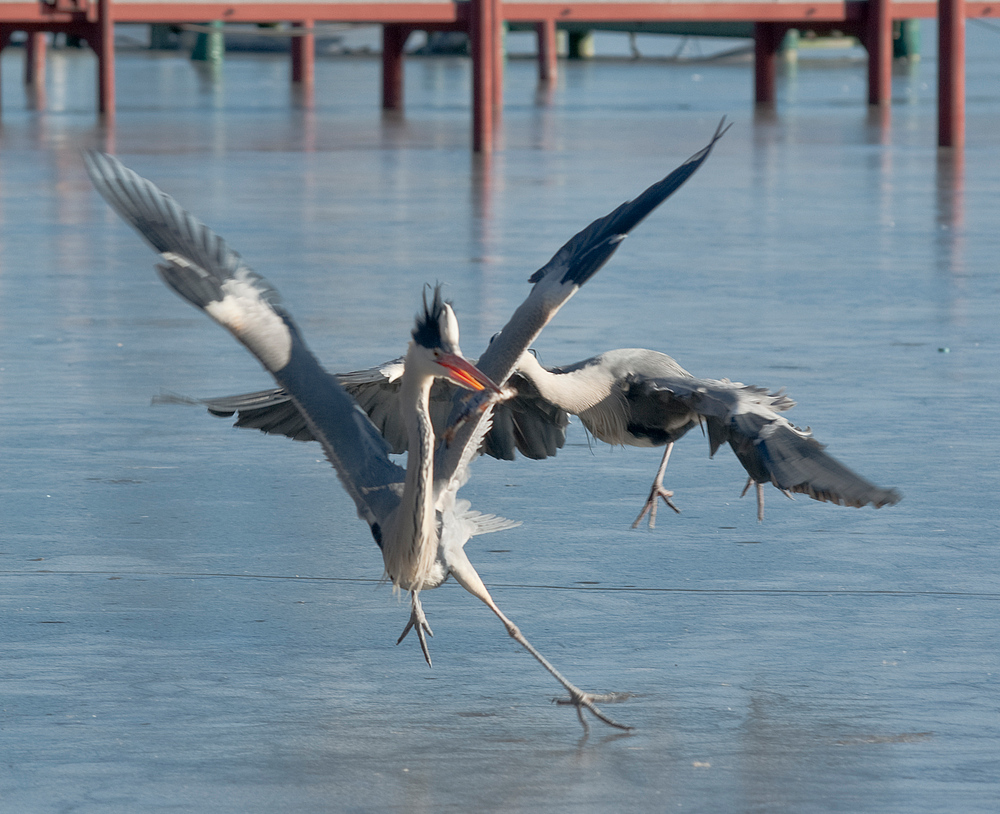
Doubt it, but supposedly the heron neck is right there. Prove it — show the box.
[385,354,439,592]
[516,351,607,414]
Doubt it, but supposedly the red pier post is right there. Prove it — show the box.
[25,31,47,109]
[470,0,497,152]
[291,20,315,98]
[0,27,11,115]
[381,24,408,110]
[96,0,115,117]
[25,32,47,85]
[864,0,892,105]
[938,0,966,147]
[536,19,557,84]
[753,23,781,106]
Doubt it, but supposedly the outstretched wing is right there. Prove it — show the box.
[482,118,730,389]
[155,359,410,451]
[154,388,317,442]
[157,364,568,461]
[639,376,901,509]
[86,151,406,535]
[479,370,568,461]
[437,121,729,491]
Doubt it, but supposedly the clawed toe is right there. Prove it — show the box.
[397,596,434,667]
[554,690,634,732]
[632,487,681,529]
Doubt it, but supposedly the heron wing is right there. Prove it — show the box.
[437,121,729,489]
[481,371,569,461]
[160,366,568,461]
[483,118,730,387]
[86,151,406,533]
[333,358,568,459]
[641,376,901,509]
[154,388,317,442]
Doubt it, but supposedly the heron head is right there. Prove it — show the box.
[411,285,501,394]
[412,284,461,354]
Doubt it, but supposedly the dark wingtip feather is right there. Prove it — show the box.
[870,486,903,508]
[787,482,902,509]
[86,150,285,309]
[730,420,902,510]
[528,117,729,287]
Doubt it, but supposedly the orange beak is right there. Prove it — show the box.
[437,353,502,394]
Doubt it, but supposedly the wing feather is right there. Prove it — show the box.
[437,123,728,486]
[87,151,405,534]
[640,376,900,509]
[161,366,569,460]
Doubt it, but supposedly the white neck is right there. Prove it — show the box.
[382,343,441,592]
[516,351,610,414]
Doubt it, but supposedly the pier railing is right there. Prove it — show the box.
[0,0,992,149]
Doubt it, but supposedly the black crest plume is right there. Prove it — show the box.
[412,284,449,349]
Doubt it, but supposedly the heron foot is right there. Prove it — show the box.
[396,595,434,667]
[554,690,635,733]
[495,615,634,733]
[632,485,681,529]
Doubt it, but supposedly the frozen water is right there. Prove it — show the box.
[1,25,999,812]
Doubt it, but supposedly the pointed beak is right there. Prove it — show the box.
[437,353,502,394]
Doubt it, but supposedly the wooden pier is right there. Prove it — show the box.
[0,0,992,150]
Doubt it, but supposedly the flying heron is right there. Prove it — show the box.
[84,121,725,730]
[155,353,570,463]
[512,347,902,526]
[170,345,900,528]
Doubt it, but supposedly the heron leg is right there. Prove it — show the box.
[446,547,633,732]
[632,442,680,529]
[396,592,434,667]
[740,478,766,522]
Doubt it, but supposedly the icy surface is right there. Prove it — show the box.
[1,28,999,812]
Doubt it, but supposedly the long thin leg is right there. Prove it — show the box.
[632,442,681,529]
[740,477,766,522]
[446,548,633,731]
[397,591,434,667]
[740,478,794,522]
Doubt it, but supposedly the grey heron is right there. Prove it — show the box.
[85,121,725,730]
[512,348,902,527]
[155,353,570,462]
[172,345,900,528]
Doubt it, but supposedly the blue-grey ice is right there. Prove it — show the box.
[1,23,999,813]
